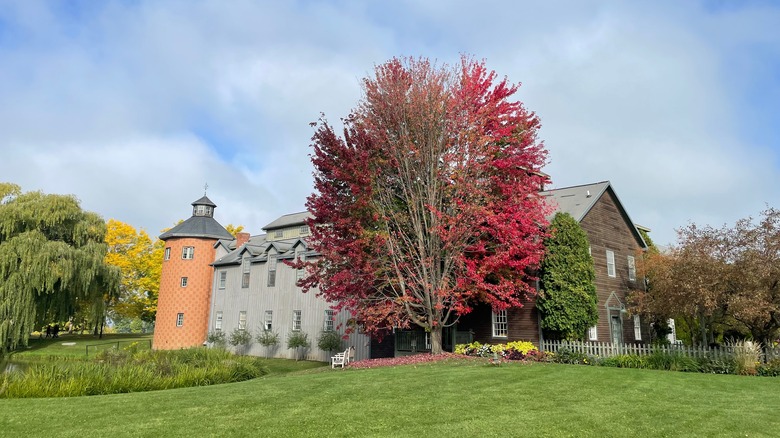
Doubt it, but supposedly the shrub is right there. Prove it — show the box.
[696,355,736,375]
[646,352,699,372]
[229,329,253,355]
[551,347,593,365]
[317,331,343,353]
[287,332,310,361]
[599,354,647,369]
[758,359,780,377]
[207,331,227,349]
[256,329,280,347]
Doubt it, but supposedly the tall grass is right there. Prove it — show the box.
[0,347,269,398]
[728,340,762,376]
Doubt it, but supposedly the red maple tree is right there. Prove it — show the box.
[300,57,550,353]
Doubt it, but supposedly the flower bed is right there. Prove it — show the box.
[455,341,549,362]
[348,353,478,369]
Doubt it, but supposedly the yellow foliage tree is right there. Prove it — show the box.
[104,219,163,323]
[225,224,245,237]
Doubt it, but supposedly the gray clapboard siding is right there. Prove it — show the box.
[208,248,370,362]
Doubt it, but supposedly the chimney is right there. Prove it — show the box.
[235,232,250,248]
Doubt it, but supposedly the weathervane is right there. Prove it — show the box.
[204,182,209,195]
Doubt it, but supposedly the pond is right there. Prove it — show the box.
[0,359,29,375]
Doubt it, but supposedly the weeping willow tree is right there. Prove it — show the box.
[0,182,119,354]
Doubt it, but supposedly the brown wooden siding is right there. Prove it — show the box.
[458,300,540,345]
[580,188,645,344]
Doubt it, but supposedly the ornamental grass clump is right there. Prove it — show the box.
[728,340,762,376]
[0,347,268,398]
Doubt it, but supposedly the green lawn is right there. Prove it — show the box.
[1,359,777,437]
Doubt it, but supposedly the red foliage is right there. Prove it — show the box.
[300,56,551,352]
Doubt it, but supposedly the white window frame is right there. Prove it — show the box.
[292,310,302,331]
[324,310,334,331]
[182,246,194,260]
[492,310,508,338]
[425,332,432,350]
[606,250,616,278]
[238,311,247,330]
[264,310,273,331]
[215,311,223,331]
[164,247,171,261]
[219,271,227,289]
[627,255,636,282]
[176,313,184,327]
[633,315,642,341]
[300,225,309,235]
[268,255,277,287]
[241,258,251,288]
[180,277,188,287]
[274,230,284,238]
[588,325,598,341]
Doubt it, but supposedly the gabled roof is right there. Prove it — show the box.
[159,216,233,241]
[263,211,313,231]
[540,181,609,222]
[541,181,647,249]
[211,235,316,267]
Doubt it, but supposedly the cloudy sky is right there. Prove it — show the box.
[1,1,778,245]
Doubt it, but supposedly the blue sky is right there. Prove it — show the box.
[1,0,779,245]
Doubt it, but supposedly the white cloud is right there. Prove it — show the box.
[0,0,778,245]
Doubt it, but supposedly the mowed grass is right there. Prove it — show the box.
[1,359,778,437]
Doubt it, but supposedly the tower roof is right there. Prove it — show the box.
[159,194,232,241]
[191,195,216,208]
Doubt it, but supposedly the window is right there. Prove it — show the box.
[176,313,184,327]
[264,310,273,331]
[268,255,277,287]
[627,255,636,282]
[238,311,247,330]
[588,325,598,341]
[242,258,250,288]
[633,315,642,341]
[164,247,171,261]
[300,225,309,235]
[292,310,302,331]
[296,249,306,281]
[219,271,227,289]
[425,332,431,350]
[180,277,188,287]
[492,310,508,337]
[588,246,591,256]
[324,310,334,331]
[606,250,616,277]
[274,230,283,238]
[215,311,223,331]
[182,246,194,260]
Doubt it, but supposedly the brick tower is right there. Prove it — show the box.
[153,194,233,349]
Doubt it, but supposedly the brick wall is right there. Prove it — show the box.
[153,237,218,349]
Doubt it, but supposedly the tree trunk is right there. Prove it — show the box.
[430,326,443,354]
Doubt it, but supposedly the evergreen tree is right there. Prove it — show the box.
[0,183,119,353]
[538,212,598,340]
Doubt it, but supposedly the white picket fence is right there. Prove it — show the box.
[540,340,780,363]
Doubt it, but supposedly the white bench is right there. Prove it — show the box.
[331,347,354,369]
